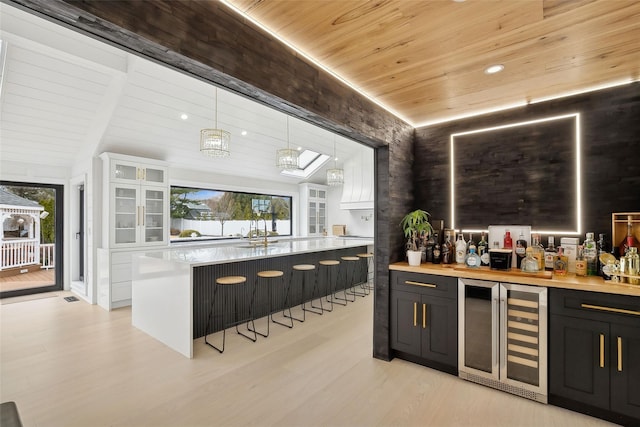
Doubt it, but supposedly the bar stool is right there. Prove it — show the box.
[357,253,374,294]
[204,275,257,353]
[342,256,367,298]
[285,263,321,323]
[248,270,291,337]
[334,256,357,303]
[318,259,341,311]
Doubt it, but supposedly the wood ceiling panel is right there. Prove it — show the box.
[226,0,640,126]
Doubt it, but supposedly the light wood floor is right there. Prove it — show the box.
[0,291,617,427]
[0,268,55,292]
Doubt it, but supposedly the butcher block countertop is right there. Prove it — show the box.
[389,262,640,297]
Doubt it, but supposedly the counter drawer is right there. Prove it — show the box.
[549,288,640,327]
[391,271,457,298]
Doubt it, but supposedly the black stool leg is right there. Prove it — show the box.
[347,260,367,298]
[335,263,356,303]
[270,274,293,328]
[205,285,225,353]
[237,282,258,342]
[306,268,324,315]
[284,269,305,322]
[321,266,334,312]
[248,277,269,338]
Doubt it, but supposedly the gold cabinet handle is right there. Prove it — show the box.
[581,304,640,316]
[617,337,623,372]
[413,302,417,327]
[423,303,427,329]
[599,334,605,368]
[405,280,436,288]
[141,206,145,226]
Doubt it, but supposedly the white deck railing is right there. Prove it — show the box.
[0,239,44,270]
[40,243,55,269]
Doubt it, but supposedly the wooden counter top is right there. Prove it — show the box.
[389,262,640,297]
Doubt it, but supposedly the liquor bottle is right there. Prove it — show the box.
[465,247,481,268]
[531,233,545,271]
[455,232,467,264]
[553,246,568,276]
[477,232,489,267]
[626,247,639,285]
[503,230,513,249]
[442,233,453,264]
[467,233,476,253]
[597,233,607,276]
[584,232,598,276]
[432,232,441,264]
[544,236,557,271]
[521,247,540,273]
[515,230,528,269]
[425,233,435,263]
[618,215,639,256]
[575,245,587,277]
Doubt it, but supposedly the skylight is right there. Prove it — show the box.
[280,149,330,179]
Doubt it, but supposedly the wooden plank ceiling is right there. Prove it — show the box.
[225,0,640,127]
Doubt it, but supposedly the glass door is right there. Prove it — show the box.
[0,181,63,298]
[500,283,547,393]
[143,187,166,244]
[458,278,499,379]
[112,184,138,245]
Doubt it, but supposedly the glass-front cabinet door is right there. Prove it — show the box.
[142,187,167,244]
[110,159,166,186]
[112,184,138,245]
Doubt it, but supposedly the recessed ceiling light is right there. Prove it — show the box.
[241,130,248,136]
[180,113,188,120]
[484,64,505,75]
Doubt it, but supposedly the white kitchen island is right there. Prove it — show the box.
[132,237,373,358]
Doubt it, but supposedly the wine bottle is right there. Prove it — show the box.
[575,245,587,276]
[432,232,441,264]
[618,215,639,256]
[503,230,513,249]
[442,233,453,264]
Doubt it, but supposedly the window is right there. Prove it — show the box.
[280,149,330,179]
[170,186,292,242]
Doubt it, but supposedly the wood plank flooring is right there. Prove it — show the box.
[0,291,617,427]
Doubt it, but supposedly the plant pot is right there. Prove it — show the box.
[407,250,422,266]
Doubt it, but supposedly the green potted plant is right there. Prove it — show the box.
[400,209,433,266]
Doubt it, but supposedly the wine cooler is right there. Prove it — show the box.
[458,278,548,403]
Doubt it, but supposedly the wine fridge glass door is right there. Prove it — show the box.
[458,278,500,380]
[499,283,548,395]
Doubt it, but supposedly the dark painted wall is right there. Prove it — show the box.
[414,82,640,248]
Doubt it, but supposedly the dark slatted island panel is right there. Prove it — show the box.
[192,246,368,339]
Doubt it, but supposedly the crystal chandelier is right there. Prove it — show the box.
[276,116,299,170]
[200,87,230,157]
[326,136,344,186]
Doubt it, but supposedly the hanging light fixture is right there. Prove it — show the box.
[276,115,299,170]
[326,136,344,186]
[200,87,230,157]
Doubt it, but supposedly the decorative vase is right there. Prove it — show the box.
[407,250,422,266]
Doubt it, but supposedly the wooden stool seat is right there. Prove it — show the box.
[319,260,340,266]
[341,256,360,262]
[216,276,247,285]
[293,264,316,271]
[257,270,284,279]
[357,253,373,258]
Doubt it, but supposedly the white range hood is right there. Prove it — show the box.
[340,149,374,210]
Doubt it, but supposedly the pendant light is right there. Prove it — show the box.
[326,136,344,186]
[276,115,299,170]
[200,87,230,157]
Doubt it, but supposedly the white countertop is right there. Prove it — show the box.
[138,237,374,267]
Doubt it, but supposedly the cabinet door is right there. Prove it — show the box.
[308,201,318,235]
[610,323,640,420]
[317,201,326,234]
[391,290,421,356]
[141,186,167,245]
[549,314,610,409]
[112,183,139,246]
[420,294,457,367]
[141,165,166,185]
[111,159,140,183]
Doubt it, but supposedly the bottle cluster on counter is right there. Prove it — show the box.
[413,219,639,284]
